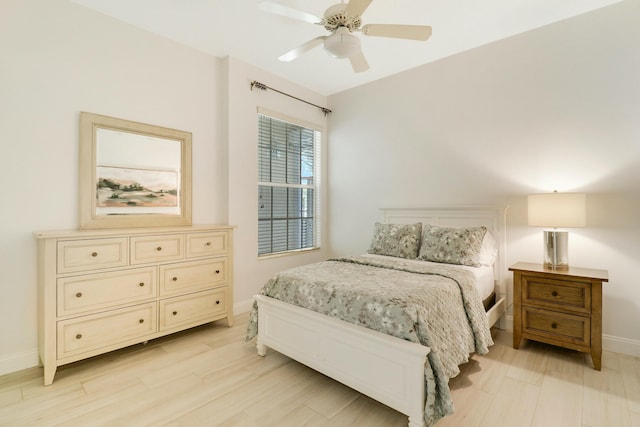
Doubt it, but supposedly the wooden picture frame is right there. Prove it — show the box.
[79,112,192,229]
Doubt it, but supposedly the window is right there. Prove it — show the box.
[258,111,321,256]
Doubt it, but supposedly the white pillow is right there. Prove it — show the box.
[479,230,498,266]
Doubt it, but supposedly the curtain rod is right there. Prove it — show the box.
[250,80,332,116]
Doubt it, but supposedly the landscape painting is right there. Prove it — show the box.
[97,166,179,208]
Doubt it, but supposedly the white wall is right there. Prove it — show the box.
[0,0,226,374]
[327,1,640,355]
[0,1,330,377]
[2,0,637,378]
[226,58,330,311]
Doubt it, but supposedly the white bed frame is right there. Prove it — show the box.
[254,206,508,427]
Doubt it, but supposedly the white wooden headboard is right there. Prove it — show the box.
[381,206,509,307]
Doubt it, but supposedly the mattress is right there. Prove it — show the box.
[361,253,495,302]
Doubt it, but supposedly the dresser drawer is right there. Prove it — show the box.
[159,258,227,296]
[57,267,157,317]
[523,307,590,347]
[159,289,227,331]
[57,238,128,273]
[57,303,157,359]
[131,234,184,264]
[186,231,228,258]
[522,275,591,315]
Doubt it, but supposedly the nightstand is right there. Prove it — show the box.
[509,262,608,370]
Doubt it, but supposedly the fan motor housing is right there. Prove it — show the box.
[322,4,361,32]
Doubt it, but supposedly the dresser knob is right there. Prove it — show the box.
[91,252,98,257]
[76,334,82,339]
[76,292,82,298]
[172,311,178,316]
[156,246,162,251]
[139,282,145,287]
[551,323,557,329]
[139,319,144,324]
[215,270,220,274]
[551,291,558,297]
[172,277,178,282]
[216,300,220,305]
[206,242,211,246]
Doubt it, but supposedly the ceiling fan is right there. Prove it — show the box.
[259,0,432,73]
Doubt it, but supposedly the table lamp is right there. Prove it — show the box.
[528,192,586,270]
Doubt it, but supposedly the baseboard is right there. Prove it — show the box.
[0,349,39,377]
[504,315,514,331]
[234,297,255,315]
[603,334,640,358]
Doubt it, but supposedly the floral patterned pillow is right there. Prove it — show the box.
[367,222,422,259]
[418,225,487,267]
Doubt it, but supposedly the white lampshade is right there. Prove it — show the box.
[528,192,586,228]
[324,27,361,59]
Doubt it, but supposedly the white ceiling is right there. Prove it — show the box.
[71,0,622,96]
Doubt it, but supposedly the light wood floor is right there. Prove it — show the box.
[1,313,639,427]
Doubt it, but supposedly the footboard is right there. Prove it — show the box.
[254,294,430,427]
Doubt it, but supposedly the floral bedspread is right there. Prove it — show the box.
[246,255,493,426]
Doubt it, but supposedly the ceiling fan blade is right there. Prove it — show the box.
[344,0,373,17]
[349,50,370,73]
[278,36,326,62]
[361,24,432,41]
[258,1,322,24]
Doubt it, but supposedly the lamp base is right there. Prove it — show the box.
[543,230,569,270]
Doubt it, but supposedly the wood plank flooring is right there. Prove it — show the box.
[1,313,639,426]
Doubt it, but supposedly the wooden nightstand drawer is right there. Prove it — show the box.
[523,307,590,347]
[522,275,590,315]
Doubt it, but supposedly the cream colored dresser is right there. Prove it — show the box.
[35,225,234,385]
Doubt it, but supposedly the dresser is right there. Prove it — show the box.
[509,262,608,370]
[35,225,234,385]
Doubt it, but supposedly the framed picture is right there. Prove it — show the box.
[79,112,192,229]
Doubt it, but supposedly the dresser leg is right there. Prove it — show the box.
[43,365,56,386]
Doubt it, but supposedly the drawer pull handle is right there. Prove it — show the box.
[172,277,178,282]
[139,282,145,287]
[216,300,220,305]
[76,334,82,339]
[551,291,558,297]
[551,322,558,329]
[91,252,98,257]
[206,242,211,246]
[156,246,162,251]
[76,292,82,298]
[139,319,144,324]
[215,270,220,274]
[172,311,178,316]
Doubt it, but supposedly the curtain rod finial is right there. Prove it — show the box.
[251,80,267,91]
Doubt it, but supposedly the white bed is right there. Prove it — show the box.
[252,206,508,427]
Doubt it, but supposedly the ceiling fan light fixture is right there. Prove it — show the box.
[323,27,360,59]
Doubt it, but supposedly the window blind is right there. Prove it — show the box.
[258,113,320,256]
